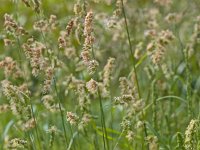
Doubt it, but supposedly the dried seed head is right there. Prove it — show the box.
[134,42,143,59]
[103,57,115,87]
[165,13,182,24]
[33,0,40,13]
[81,50,90,65]
[86,78,98,94]
[0,57,22,78]
[119,77,131,95]
[58,31,67,49]
[22,38,46,77]
[126,130,134,142]
[43,67,54,94]
[113,0,122,17]
[22,118,36,131]
[184,119,199,149]
[42,95,59,112]
[33,19,48,32]
[4,38,14,46]
[87,60,99,75]
[66,112,79,125]
[74,1,82,16]
[4,13,27,36]
[21,0,31,7]
[78,113,92,130]
[146,136,159,150]
[49,15,57,30]
[66,19,74,36]
[84,11,93,36]
[120,118,131,132]
[6,138,27,149]
[144,29,157,38]
[147,30,174,66]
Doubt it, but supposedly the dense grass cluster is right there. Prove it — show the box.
[0,0,200,149]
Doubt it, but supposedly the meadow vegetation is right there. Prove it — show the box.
[0,0,200,149]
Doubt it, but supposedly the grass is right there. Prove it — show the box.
[0,0,200,149]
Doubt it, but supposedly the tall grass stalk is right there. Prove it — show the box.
[53,77,69,148]
[15,34,42,150]
[120,0,149,149]
[98,88,110,150]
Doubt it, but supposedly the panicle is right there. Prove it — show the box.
[4,13,27,36]
[103,57,115,88]
[6,138,27,149]
[66,112,79,125]
[43,67,54,94]
[84,11,93,36]
[0,57,22,78]
[42,95,59,112]
[86,78,98,94]
[184,119,199,149]
[22,38,46,77]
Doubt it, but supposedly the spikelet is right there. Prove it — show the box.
[1,80,31,120]
[120,117,131,132]
[3,38,14,46]
[134,42,143,59]
[22,38,46,77]
[146,136,159,150]
[66,112,79,125]
[184,119,199,150]
[0,57,22,78]
[6,138,27,149]
[33,0,40,13]
[43,67,54,94]
[21,0,31,7]
[113,0,122,17]
[58,19,74,49]
[147,30,174,67]
[4,13,27,36]
[87,60,99,75]
[49,15,57,30]
[78,113,92,131]
[161,63,174,79]
[47,126,59,148]
[42,95,59,112]
[102,57,115,88]
[33,19,48,32]
[86,78,98,94]
[58,31,67,49]
[165,13,182,24]
[74,0,82,16]
[119,77,138,97]
[124,130,134,142]
[81,11,99,74]
[84,11,93,36]
[66,19,74,36]
[22,118,36,131]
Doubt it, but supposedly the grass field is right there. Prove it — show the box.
[0,0,200,149]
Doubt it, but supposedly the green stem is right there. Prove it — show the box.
[53,77,69,147]
[121,0,148,149]
[152,80,157,130]
[121,0,141,98]
[185,47,192,118]
[98,88,109,150]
